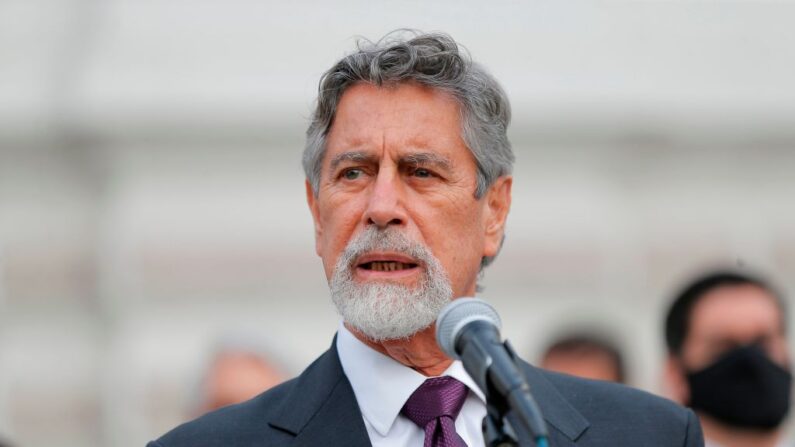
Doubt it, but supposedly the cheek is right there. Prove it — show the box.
[317,195,365,262]
[770,337,790,367]
[415,198,485,282]
[681,341,713,370]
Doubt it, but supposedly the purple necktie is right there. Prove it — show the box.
[401,376,469,447]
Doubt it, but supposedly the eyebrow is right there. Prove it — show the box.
[400,152,452,171]
[329,151,376,173]
[328,150,453,173]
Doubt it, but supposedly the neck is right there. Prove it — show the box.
[699,413,782,447]
[345,323,453,376]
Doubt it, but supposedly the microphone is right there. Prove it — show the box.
[436,298,548,446]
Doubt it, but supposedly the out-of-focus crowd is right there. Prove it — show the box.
[539,269,791,447]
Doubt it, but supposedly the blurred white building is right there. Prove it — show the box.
[1,1,795,446]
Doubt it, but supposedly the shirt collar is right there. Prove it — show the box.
[336,322,486,437]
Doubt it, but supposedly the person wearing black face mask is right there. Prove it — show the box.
[664,270,793,447]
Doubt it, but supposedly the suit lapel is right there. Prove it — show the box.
[521,362,590,443]
[268,338,371,447]
[292,373,372,447]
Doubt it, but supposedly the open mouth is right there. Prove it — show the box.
[354,252,422,278]
[358,261,419,272]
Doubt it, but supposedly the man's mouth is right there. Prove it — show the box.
[359,261,419,272]
[354,253,421,279]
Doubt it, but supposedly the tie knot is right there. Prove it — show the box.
[402,376,469,428]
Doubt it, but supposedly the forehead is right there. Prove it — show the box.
[688,285,783,341]
[324,82,468,160]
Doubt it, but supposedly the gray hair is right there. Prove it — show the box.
[302,30,513,274]
[302,30,514,198]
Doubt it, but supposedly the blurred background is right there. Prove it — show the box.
[1,1,795,446]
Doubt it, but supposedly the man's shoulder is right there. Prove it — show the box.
[148,377,298,447]
[541,368,684,415]
[535,368,702,445]
[148,345,349,447]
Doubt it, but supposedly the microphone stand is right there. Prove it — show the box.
[467,341,549,447]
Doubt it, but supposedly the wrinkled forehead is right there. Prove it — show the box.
[322,82,475,170]
[329,84,462,137]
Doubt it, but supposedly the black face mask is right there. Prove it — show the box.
[686,344,792,430]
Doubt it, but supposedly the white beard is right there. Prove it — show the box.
[329,226,453,341]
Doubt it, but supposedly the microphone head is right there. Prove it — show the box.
[436,297,502,359]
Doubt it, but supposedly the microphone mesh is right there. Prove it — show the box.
[435,298,502,359]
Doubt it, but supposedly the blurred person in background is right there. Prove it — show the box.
[664,270,792,447]
[149,30,702,446]
[539,332,626,384]
[192,340,287,416]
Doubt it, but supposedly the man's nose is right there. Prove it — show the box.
[363,169,407,228]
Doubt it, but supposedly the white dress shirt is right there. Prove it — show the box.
[336,323,487,447]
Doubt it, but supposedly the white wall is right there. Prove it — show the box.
[1,1,795,446]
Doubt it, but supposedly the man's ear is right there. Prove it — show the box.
[663,355,690,405]
[483,176,512,258]
[305,180,323,256]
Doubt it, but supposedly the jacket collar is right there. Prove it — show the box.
[268,336,371,446]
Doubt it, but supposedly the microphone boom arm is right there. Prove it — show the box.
[457,321,549,447]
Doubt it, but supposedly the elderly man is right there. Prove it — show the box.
[149,31,703,447]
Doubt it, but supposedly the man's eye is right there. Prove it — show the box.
[413,168,432,178]
[342,168,363,180]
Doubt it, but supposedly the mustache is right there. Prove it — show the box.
[338,227,433,269]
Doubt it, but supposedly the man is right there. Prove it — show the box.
[664,271,792,447]
[192,342,286,415]
[539,333,627,383]
[149,31,702,446]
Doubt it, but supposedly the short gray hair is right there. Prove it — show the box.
[302,30,513,274]
[302,30,514,198]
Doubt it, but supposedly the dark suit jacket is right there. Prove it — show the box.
[149,339,703,446]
